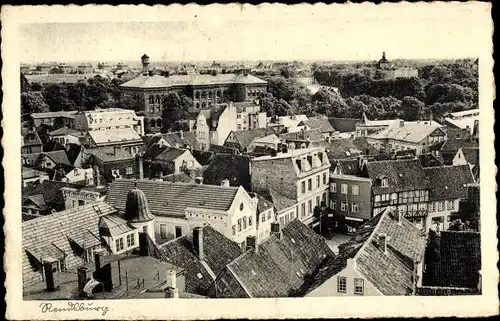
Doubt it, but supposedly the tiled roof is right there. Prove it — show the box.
[352,137,380,155]
[161,172,194,183]
[35,150,72,167]
[88,128,142,145]
[202,154,251,190]
[267,189,297,212]
[24,194,49,211]
[158,225,243,296]
[48,127,83,137]
[192,150,215,166]
[26,74,100,84]
[85,147,137,162]
[369,120,442,143]
[144,144,168,160]
[336,159,362,176]
[325,139,363,160]
[353,208,426,296]
[328,117,360,133]
[423,165,475,201]
[304,116,336,133]
[22,202,116,285]
[22,131,43,147]
[226,127,278,150]
[156,147,188,162]
[208,144,239,155]
[65,144,83,165]
[160,131,196,148]
[418,153,445,168]
[440,138,478,152]
[460,147,479,166]
[441,125,471,140]
[22,167,48,180]
[106,179,240,218]
[23,180,84,209]
[225,219,335,298]
[98,214,135,237]
[424,230,481,289]
[279,128,324,142]
[365,159,429,194]
[120,73,266,89]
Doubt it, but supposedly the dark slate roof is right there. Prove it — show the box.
[158,225,243,296]
[65,144,83,166]
[279,128,324,142]
[418,153,445,168]
[159,131,196,148]
[336,159,362,176]
[248,192,274,215]
[106,179,240,218]
[366,159,429,194]
[324,138,363,160]
[208,144,239,155]
[42,140,67,153]
[440,139,479,152]
[248,145,277,157]
[161,172,194,183]
[424,165,475,201]
[23,180,84,208]
[24,195,49,211]
[22,202,116,285]
[225,219,335,298]
[424,230,481,289]
[460,147,479,166]
[352,137,380,156]
[144,144,168,160]
[156,147,187,162]
[441,125,472,140]
[202,154,251,190]
[22,131,43,147]
[192,150,215,166]
[35,150,72,167]
[263,189,297,212]
[328,117,360,133]
[416,286,479,296]
[304,116,336,133]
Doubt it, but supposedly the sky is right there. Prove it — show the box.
[17,5,487,63]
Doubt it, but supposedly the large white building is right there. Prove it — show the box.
[73,108,145,136]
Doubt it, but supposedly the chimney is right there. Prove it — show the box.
[94,166,101,187]
[113,146,117,155]
[220,179,230,187]
[394,210,402,224]
[246,236,257,252]
[43,259,58,292]
[137,154,144,180]
[270,222,282,239]
[195,176,203,184]
[399,120,404,128]
[94,248,105,270]
[77,266,90,297]
[193,227,204,260]
[378,233,387,253]
[180,130,184,140]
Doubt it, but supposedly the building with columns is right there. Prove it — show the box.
[119,54,267,131]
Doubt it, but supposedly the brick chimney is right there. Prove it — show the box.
[164,269,179,298]
[220,179,230,187]
[193,227,204,260]
[43,259,59,292]
[77,266,90,297]
[94,248,105,270]
[378,233,388,253]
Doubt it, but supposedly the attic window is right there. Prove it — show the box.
[299,268,305,274]
[196,273,203,279]
[345,151,351,156]
[381,178,389,188]
[164,202,168,206]
[296,271,301,277]
[200,200,205,205]
[251,270,257,276]
[291,238,296,244]
[445,186,449,190]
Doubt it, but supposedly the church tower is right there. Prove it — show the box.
[124,185,156,245]
[141,54,150,76]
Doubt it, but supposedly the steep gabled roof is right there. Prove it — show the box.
[225,127,278,150]
[304,116,336,133]
[158,225,243,296]
[35,150,72,167]
[440,138,479,152]
[23,180,84,207]
[328,117,360,133]
[87,128,142,145]
[369,121,443,143]
[279,128,324,142]
[225,219,335,298]
[366,159,429,194]
[106,179,240,218]
[202,154,251,190]
[423,165,475,201]
[156,147,187,162]
[460,147,479,166]
[22,131,43,147]
[325,138,363,160]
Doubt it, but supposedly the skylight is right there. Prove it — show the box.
[197,273,203,279]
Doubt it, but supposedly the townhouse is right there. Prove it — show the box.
[73,108,145,136]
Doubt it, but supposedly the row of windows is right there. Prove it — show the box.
[330,201,359,213]
[300,193,327,218]
[279,211,296,227]
[428,200,455,212]
[338,277,364,295]
[398,203,427,213]
[301,173,328,194]
[374,190,428,203]
[111,167,134,177]
[261,210,273,223]
[159,224,183,239]
[115,233,136,252]
[232,216,253,235]
[330,183,359,196]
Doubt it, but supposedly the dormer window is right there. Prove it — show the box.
[381,178,389,187]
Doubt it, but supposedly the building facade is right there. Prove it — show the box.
[73,108,145,136]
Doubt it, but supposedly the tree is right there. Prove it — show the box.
[42,84,74,112]
[400,96,424,121]
[259,93,292,117]
[280,67,297,79]
[21,92,49,115]
[161,93,193,132]
[21,73,31,93]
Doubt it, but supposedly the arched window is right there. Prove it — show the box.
[381,178,389,187]
[149,95,154,104]
[157,119,162,128]
[156,95,161,103]
[208,91,213,99]
[150,119,156,128]
[195,91,200,99]
[201,91,206,99]
[196,102,200,109]
[201,102,207,108]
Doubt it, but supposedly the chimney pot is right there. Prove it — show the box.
[166,269,177,289]
[43,259,58,292]
[193,227,204,260]
[270,222,282,239]
[165,286,179,298]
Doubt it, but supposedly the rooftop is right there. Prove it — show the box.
[87,128,142,145]
[369,120,443,143]
[423,165,475,201]
[365,159,429,194]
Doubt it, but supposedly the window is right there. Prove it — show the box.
[115,238,124,252]
[438,201,444,211]
[337,276,347,293]
[341,184,348,194]
[447,200,455,210]
[301,203,306,218]
[317,175,320,187]
[354,278,364,295]
[308,200,312,213]
[351,202,359,212]
[126,233,135,247]
[126,167,133,175]
[301,181,306,194]
[374,195,381,202]
[232,225,236,235]
[308,179,312,191]
[78,200,85,206]
[175,226,182,238]
[240,203,244,211]
[330,183,337,193]
[352,185,359,196]
[243,217,247,229]
[428,202,435,212]
[160,224,167,239]
[341,202,348,212]
[237,124,242,130]
[267,212,271,220]
[249,216,253,227]
[381,178,389,187]
[238,218,242,232]
[262,214,266,223]
[330,200,336,210]
[323,172,327,185]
